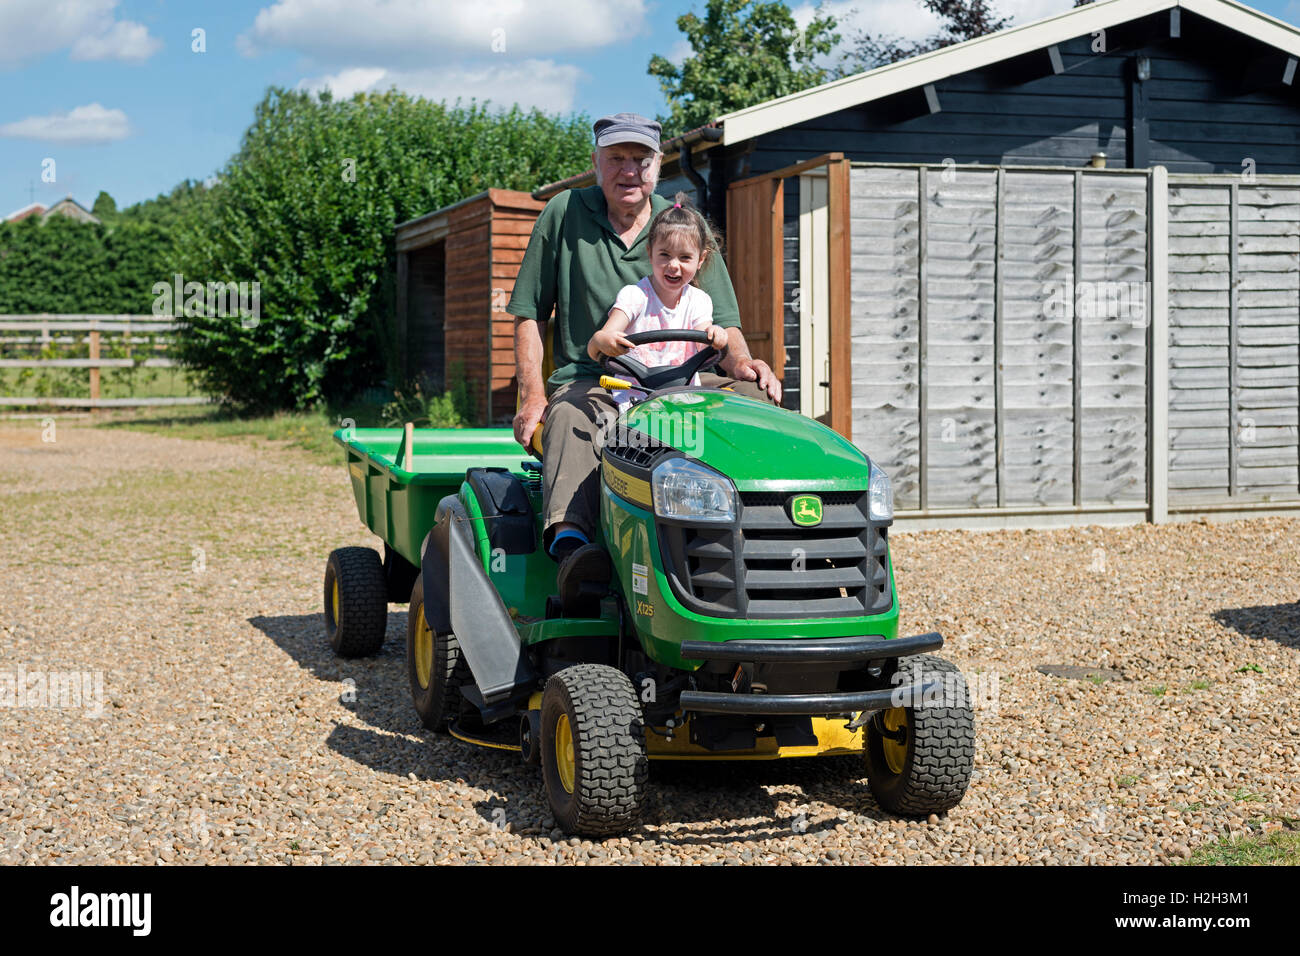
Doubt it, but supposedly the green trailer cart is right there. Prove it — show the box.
[324,331,975,836]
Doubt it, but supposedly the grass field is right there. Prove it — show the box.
[0,365,201,401]
[92,405,372,466]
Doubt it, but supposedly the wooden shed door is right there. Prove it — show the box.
[725,178,784,373]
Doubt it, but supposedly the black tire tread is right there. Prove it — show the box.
[543,664,648,837]
[325,547,388,658]
[866,654,975,817]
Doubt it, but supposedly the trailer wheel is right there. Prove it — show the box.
[406,573,470,731]
[864,654,975,817]
[323,547,388,658]
[541,664,648,837]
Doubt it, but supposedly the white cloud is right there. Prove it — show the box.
[0,0,160,67]
[0,103,130,145]
[240,0,647,62]
[794,0,1076,49]
[70,19,162,62]
[299,60,583,111]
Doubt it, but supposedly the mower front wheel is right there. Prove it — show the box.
[864,654,975,817]
[406,573,469,731]
[540,664,648,837]
[323,547,388,657]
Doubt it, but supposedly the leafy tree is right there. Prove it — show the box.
[840,0,1012,72]
[121,180,206,231]
[173,88,592,411]
[649,0,840,136]
[91,190,118,221]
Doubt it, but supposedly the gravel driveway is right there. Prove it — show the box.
[1,420,1297,864]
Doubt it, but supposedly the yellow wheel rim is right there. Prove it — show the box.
[881,707,909,775]
[331,578,340,626]
[555,713,576,794]
[413,610,433,691]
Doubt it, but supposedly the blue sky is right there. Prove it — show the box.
[2,0,1299,217]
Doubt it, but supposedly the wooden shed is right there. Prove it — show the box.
[394,188,543,423]
[532,0,1300,527]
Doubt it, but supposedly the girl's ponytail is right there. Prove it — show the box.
[647,191,724,277]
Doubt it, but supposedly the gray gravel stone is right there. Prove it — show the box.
[1,421,1296,865]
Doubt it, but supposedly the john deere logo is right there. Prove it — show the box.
[790,494,823,527]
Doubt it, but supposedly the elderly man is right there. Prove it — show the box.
[507,112,781,594]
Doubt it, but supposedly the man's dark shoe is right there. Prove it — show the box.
[556,542,612,616]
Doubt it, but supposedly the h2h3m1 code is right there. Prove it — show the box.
[1123,893,1248,907]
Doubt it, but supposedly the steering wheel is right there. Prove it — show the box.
[599,329,722,392]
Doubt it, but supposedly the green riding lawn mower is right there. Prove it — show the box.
[323,330,975,836]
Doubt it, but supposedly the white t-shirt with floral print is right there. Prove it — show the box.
[609,277,713,387]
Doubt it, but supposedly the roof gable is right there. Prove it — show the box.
[718,0,1300,143]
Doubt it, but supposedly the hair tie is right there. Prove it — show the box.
[673,202,681,208]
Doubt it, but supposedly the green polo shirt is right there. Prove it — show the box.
[507,185,741,391]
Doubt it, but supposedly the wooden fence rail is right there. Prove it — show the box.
[0,315,209,408]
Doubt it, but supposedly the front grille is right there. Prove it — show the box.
[601,434,673,472]
[658,491,892,619]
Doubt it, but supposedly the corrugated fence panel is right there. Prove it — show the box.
[848,165,1299,519]
[922,169,998,508]
[1168,182,1231,498]
[1001,170,1075,505]
[1168,177,1300,504]
[850,166,920,508]
[1234,184,1300,497]
[1079,173,1148,503]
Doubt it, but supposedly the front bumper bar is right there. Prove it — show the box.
[679,631,943,664]
[678,682,938,716]
[675,631,944,717]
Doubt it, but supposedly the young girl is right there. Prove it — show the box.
[587,193,729,387]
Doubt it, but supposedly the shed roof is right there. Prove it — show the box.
[718,0,1300,143]
[394,187,542,252]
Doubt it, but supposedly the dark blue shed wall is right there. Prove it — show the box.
[735,11,1300,177]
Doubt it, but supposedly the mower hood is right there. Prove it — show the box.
[620,390,874,491]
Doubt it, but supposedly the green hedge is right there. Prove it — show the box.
[0,214,173,314]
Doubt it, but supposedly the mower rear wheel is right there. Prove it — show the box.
[323,547,388,658]
[540,664,648,837]
[406,573,469,731]
[864,654,975,817]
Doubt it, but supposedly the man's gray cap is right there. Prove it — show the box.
[593,112,661,151]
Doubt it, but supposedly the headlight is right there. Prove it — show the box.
[651,458,736,523]
[868,463,893,522]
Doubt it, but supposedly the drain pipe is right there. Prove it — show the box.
[675,126,724,208]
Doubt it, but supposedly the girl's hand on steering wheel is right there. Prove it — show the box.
[703,324,729,351]
[589,328,635,360]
